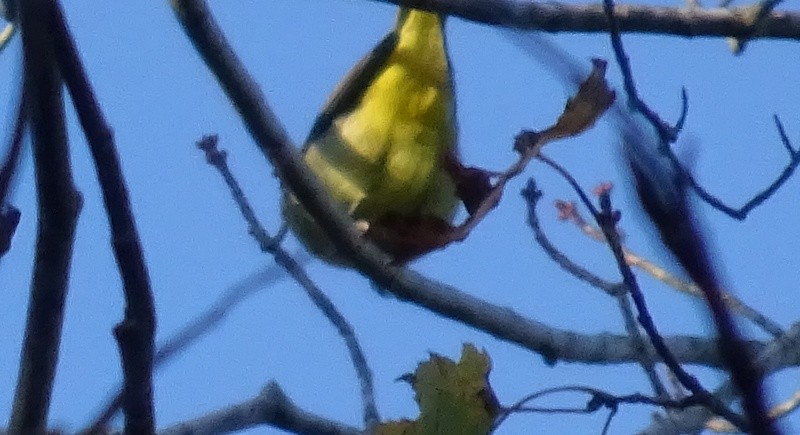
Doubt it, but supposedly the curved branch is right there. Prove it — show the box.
[9,1,82,432]
[196,136,379,428]
[45,0,158,432]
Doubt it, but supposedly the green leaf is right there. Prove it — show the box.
[377,344,500,435]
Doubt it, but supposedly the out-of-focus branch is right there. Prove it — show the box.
[642,322,800,434]
[604,0,775,429]
[0,83,25,209]
[8,0,82,432]
[156,382,362,435]
[512,20,798,221]
[708,390,800,432]
[372,0,800,40]
[597,183,746,430]
[45,0,157,433]
[0,0,15,22]
[0,23,14,53]
[0,205,20,257]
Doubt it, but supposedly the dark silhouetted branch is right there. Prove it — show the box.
[9,0,82,433]
[604,0,776,429]
[46,0,157,433]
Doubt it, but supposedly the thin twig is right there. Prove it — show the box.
[0,23,15,53]
[9,1,82,432]
[662,115,800,220]
[613,290,669,399]
[604,0,776,429]
[521,180,622,294]
[82,261,308,434]
[602,0,798,220]
[599,185,748,431]
[628,158,776,434]
[197,135,380,428]
[602,0,680,143]
[522,181,668,399]
[46,0,157,432]
[494,384,703,432]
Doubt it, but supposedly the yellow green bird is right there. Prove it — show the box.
[282,7,461,266]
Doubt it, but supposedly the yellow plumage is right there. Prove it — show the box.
[282,8,458,266]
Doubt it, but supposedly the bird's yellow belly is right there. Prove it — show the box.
[282,34,458,265]
[305,61,457,221]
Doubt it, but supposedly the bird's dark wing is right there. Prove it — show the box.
[305,32,398,146]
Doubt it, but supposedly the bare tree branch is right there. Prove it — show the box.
[371,0,800,40]
[82,261,308,434]
[45,0,157,432]
[558,201,785,338]
[523,182,622,294]
[196,135,380,428]
[523,180,668,399]
[9,0,82,432]
[496,384,704,432]
[155,382,362,435]
[660,114,800,220]
[535,155,746,429]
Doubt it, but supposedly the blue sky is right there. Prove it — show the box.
[2,1,799,434]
